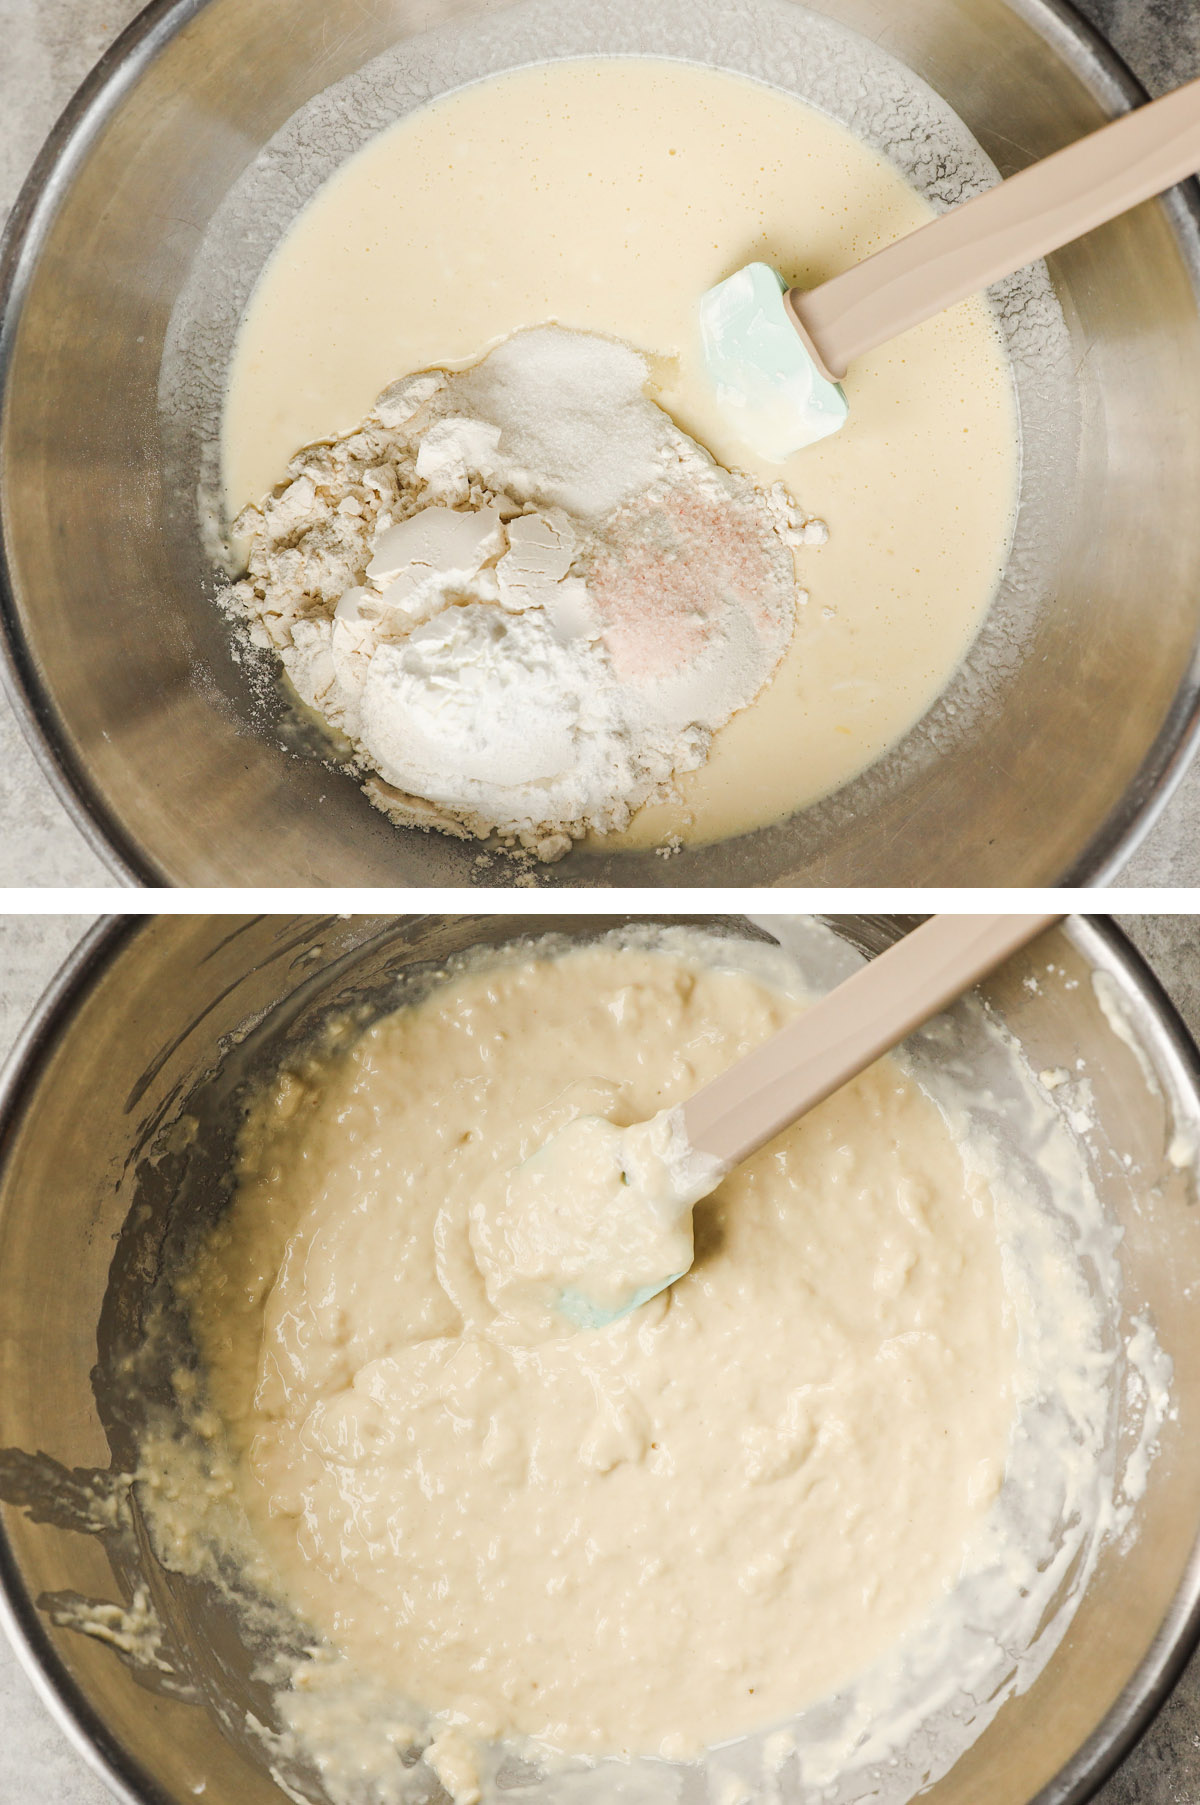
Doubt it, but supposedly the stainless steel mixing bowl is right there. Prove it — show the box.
[0,914,1198,1805]
[2,0,1200,886]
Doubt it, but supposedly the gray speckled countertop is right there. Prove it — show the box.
[0,912,1199,1802]
[1,0,1200,887]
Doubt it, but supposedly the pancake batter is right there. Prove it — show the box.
[222,59,1019,849]
[175,937,1016,1773]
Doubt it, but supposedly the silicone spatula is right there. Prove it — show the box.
[493,914,1062,1331]
[699,74,1200,458]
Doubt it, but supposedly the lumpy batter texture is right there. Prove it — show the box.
[179,940,1016,1762]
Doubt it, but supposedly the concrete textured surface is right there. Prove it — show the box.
[0,911,1199,1802]
[0,0,1199,886]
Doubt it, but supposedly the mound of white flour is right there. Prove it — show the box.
[224,328,820,860]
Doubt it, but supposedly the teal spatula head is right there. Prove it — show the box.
[699,262,848,460]
[469,1111,727,1333]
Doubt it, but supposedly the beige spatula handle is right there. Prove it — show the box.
[786,75,1200,382]
[680,915,1061,1170]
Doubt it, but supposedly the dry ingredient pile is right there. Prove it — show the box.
[225,328,815,861]
[134,928,1157,1805]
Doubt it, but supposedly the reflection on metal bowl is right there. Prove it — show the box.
[2,0,1200,883]
[0,914,1198,1804]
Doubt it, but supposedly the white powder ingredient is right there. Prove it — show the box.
[224,328,822,860]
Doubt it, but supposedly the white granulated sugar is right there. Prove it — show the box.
[224,326,824,859]
[455,329,665,521]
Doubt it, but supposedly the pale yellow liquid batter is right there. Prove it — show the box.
[178,939,1015,1770]
[225,59,1019,845]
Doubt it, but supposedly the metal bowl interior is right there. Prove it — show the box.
[2,0,1200,885]
[0,913,1199,1805]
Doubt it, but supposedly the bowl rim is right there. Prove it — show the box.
[1,0,1200,887]
[0,910,1199,1803]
